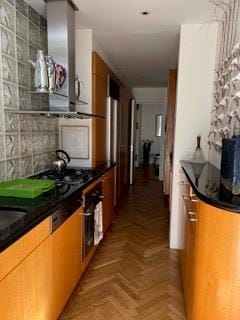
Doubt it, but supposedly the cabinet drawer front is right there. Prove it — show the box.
[0,236,53,320]
[0,217,51,281]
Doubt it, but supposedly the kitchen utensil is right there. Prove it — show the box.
[52,149,71,172]
[75,74,80,100]
[29,50,49,93]
[55,64,66,91]
[46,55,56,92]
[191,136,206,164]
[0,179,55,199]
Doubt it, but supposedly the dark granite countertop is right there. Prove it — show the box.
[0,162,115,252]
[181,160,240,213]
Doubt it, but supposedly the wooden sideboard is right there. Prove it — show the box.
[180,171,240,319]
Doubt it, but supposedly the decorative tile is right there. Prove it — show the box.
[40,30,48,52]
[6,0,15,6]
[0,110,4,132]
[0,160,6,180]
[20,133,32,155]
[32,116,43,132]
[5,134,20,158]
[29,46,37,62]
[16,10,29,41]
[18,62,30,88]
[43,152,53,170]
[33,154,43,173]
[1,26,15,58]
[0,134,5,159]
[19,86,31,110]
[16,0,28,17]
[16,36,29,63]
[2,55,17,83]
[6,159,20,179]
[40,16,47,32]
[20,156,33,177]
[19,114,32,132]
[0,0,15,31]
[29,22,40,49]
[28,6,40,27]
[32,132,43,153]
[4,111,19,132]
[3,82,18,108]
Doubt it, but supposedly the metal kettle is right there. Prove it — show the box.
[52,150,70,172]
[29,50,49,93]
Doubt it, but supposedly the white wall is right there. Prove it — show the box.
[75,29,93,113]
[170,23,218,249]
[133,88,167,180]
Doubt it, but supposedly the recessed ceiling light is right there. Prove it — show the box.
[140,10,151,16]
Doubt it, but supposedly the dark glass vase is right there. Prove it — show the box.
[220,137,240,195]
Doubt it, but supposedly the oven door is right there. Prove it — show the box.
[84,203,95,258]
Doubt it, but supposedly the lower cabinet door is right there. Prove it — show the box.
[52,208,83,319]
[0,236,53,320]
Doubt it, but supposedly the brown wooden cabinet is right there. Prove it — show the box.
[52,208,83,319]
[180,173,240,320]
[102,168,115,234]
[0,233,53,320]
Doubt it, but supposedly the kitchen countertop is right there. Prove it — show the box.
[0,162,115,252]
[181,160,240,213]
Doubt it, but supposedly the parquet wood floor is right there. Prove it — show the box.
[60,166,186,320]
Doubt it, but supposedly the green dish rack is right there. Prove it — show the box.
[0,179,55,199]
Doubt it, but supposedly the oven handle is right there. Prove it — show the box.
[84,211,94,217]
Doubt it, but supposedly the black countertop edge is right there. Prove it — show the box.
[0,162,116,253]
[180,160,240,214]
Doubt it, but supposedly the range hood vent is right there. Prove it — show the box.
[47,0,77,112]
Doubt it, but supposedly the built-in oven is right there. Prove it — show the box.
[82,182,102,259]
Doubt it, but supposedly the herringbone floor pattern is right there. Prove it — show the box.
[60,166,186,320]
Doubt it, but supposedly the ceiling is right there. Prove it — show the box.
[26,0,214,87]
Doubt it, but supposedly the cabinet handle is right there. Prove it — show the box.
[179,181,189,186]
[189,217,197,222]
[183,195,199,203]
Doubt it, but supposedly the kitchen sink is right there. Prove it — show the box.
[0,209,27,240]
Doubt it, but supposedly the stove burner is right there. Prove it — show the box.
[33,167,93,185]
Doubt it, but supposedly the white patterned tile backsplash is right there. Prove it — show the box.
[16,10,29,41]
[0,160,6,180]
[16,36,29,64]
[16,0,28,17]
[20,133,32,156]
[0,0,59,180]
[4,111,19,132]
[7,159,20,179]
[20,156,33,177]
[33,153,43,173]
[5,134,20,158]
[0,0,15,31]
[1,26,16,58]
[3,82,18,108]
[0,134,5,159]
[2,54,17,83]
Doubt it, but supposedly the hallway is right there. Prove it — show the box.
[60,167,186,320]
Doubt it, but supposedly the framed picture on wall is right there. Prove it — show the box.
[155,114,162,137]
[61,125,89,159]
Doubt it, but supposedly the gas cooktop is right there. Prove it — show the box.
[33,168,96,186]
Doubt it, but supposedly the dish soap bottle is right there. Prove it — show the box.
[191,135,206,164]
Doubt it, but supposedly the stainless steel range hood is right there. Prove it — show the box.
[8,0,104,119]
[47,0,77,112]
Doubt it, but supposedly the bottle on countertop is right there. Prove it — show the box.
[191,135,206,164]
[232,124,240,138]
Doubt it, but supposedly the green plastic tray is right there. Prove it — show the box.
[0,179,55,199]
